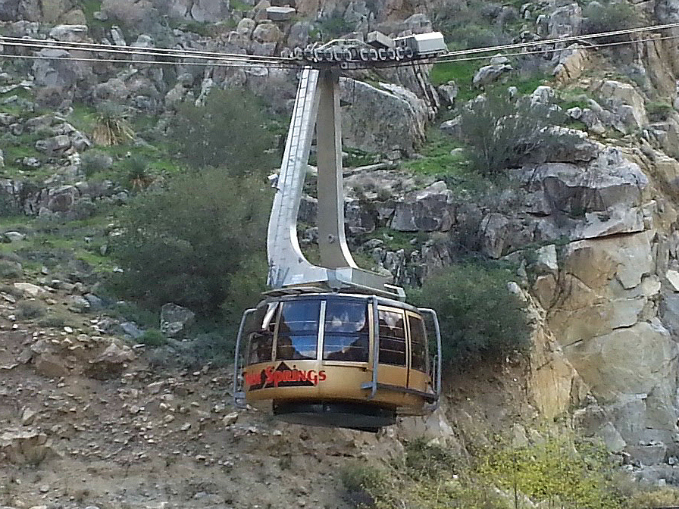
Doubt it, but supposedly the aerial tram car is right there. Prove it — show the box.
[233,38,444,432]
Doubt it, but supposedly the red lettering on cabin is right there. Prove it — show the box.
[244,365,327,389]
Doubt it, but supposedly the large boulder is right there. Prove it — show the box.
[87,340,135,379]
[472,63,512,88]
[160,303,195,338]
[0,0,19,21]
[48,23,87,42]
[390,181,454,232]
[594,80,648,133]
[515,148,648,220]
[32,48,78,90]
[191,0,230,22]
[553,44,589,83]
[35,135,71,155]
[0,429,59,464]
[167,0,230,22]
[548,3,582,37]
[252,21,282,43]
[340,79,429,156]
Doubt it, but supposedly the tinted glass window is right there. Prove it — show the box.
[246,303,277,365]
[276,301,320,360]
[378,309,406,366]
[323,300,369,362]
[409,315,428,372]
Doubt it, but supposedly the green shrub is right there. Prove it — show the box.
[37,314,66,328]
[405,438,457,481]
[340,463,391,504]
[17,299,46,319]
[459,90,578,177]
[109,169,269,316]
[139,328,166,347]
[0,259,22,279]
[124,156,153,191]
[169,88,275,174]
[478,435,621,509]
[409,262,530,365]
[647,101,674,122]
[180,332,235,367]
[582,2,640,42]
[434,1,508,50]
[317,13,355,39]
[80,151,112,178]
[625,487,679,508]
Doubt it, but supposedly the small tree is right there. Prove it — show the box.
[169,88,275,174]
[409,262,530,366]
[109,169,269,316]
[582,2,640,42]
[459,90,575,177]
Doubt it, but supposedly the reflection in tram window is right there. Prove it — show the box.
[247,332,273,364]
[378,309,406,366]
[276,300,320,360]
[409,316,428,372]
[323,300,369,362]
[246,303,278,365]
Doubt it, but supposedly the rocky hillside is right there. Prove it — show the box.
[3,0,679,506]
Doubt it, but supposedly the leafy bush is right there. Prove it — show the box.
[109,168,269,316]
[625,487,679,508]
[582,2,640,42]
[37,314,66,328]
[647,101,674,122]
[434,1,508,50]
[17,299,46,319]
[404,439,457,481]
[340,463,392,507]
[169,88,275,174]
[139,328,166,347]
[409,262,530,365]
[459,90,577,177]
[0,259,23,279]
[80,151,113,177]
[317,13,355,39]
[478,435,621,509]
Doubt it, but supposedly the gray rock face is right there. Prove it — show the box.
[548,3,582,37]
[191,0,230,22]
[35,134,71,155]
[391,181,453,232]
[48,23,87,42]
[252,21,282,43]
[437,81,458,107]
[0,429,59,464]
[472,64,512,88]
[516,148,647,219]
[0,0,19,21]
[340,79,429,156]
[87,341,135,379]
[160,303,195,338]
[594,80,648,133]
[168,0,230,22]
[553,44,588,83]
[32,48,78,90]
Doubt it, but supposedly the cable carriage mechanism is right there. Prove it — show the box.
[233,34,445,432]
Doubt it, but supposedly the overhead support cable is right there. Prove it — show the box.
[435,20,679,61]
[1,21,679,70]
[0,34,292,63]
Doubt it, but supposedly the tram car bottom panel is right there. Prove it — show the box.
[273,400,396,432]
